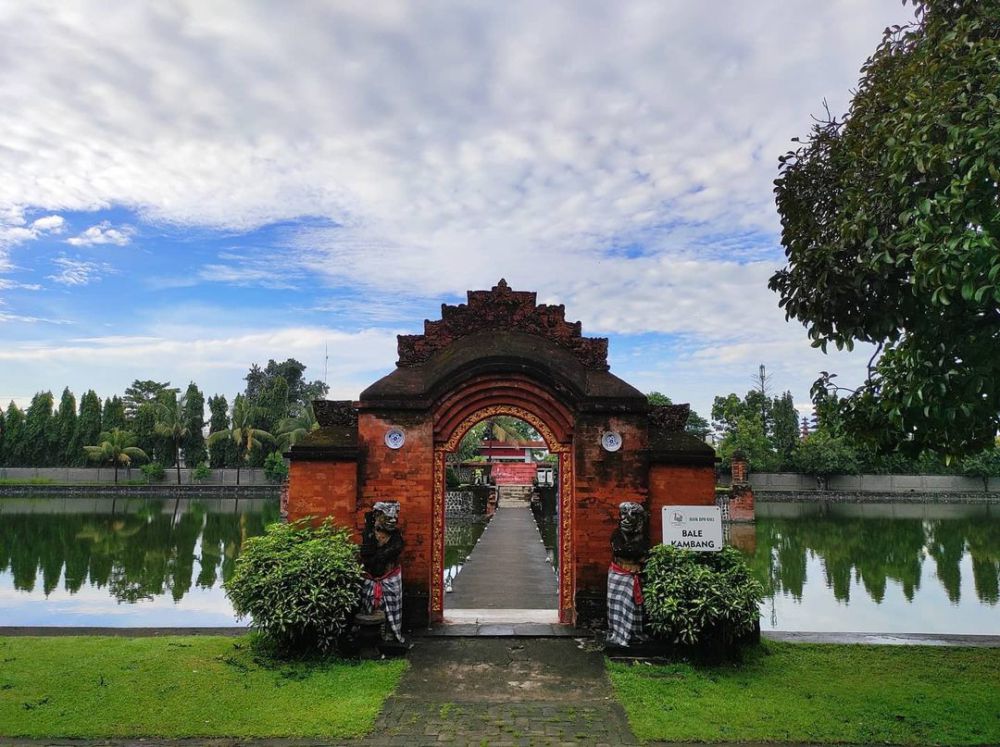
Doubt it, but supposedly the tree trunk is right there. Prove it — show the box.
[114,462,119,485]
[176,444,182,485]
[236,463,241,486]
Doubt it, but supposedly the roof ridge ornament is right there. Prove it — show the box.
[396,279,609,370]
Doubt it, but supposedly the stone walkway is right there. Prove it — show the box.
[359,637,638,746]
[447,504,558,611]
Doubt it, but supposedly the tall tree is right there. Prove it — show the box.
[276,402,318,450]
[771,392,801,465]
[102,396,126,431]
[207,395,235,468]
[244,358,328,417]
[181,383,207,468]
[123,380,177,421]
[133,403,160,465]
[0,407,5,465]
[83,428,148,484]
[207,394,274,485]
[154,391,190,484]
[23,392,56,466]
[2,403,26,466]
[55,387,78,466]
[76,391,103,466]
[770,0,1000,455]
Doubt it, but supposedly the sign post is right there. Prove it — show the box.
[661,506,723,551]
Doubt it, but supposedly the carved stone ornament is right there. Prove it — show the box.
[384,427,406,449]
[648,404,690,432]
[601,431,623,452]
[313,400,359,427]
[396,279,609,371]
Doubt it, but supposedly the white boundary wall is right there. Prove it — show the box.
[719,472,1000,492]
[0,467,270,485]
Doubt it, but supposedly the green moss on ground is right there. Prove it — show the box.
[609,641,1000,745]
[0,636,406,738]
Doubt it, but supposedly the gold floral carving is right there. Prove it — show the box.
[431,450,445,613]
[442,405,568,453]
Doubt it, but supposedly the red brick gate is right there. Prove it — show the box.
[286,280,716,628]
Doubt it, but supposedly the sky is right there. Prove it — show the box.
[0,0,913,422]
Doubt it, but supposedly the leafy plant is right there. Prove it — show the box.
[643,545,763,648]
[83,428,148,484]
[770,1,1000,456]
[192,463,212,483]
[960,442,1000,491]
[791,430,861,489]
[140,462,166,483]
[263,451,289,484]
[224,519,363,654]
[207,394,274,485]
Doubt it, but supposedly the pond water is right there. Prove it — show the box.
[1,496,998,634]
[0,496,279,626]
[746,501,999,634]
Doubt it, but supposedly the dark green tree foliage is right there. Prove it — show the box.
[960,443,1000,491]
[207,394,237,468]
[55,388,78,466]
[0,407,5,464]
[181,383,207,468]
[76,391,102,466]
[133,403,161,465]
[248,377,289,467]
[2,403,26,466]
[123,380,177,421]
[154,391,190,484]
[224,520,363,654]
[23,392,56,466]
[791,431,861,489]
[771,392,801,464]
[244,358,328,417]
[102,396,126,431]
[770,0,1000,455]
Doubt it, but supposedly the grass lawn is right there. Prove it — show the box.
[609,641,1000,745]
[0,636,406,739]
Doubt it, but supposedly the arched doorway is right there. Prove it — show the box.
[432,401,574,623]
[285,280,718,630]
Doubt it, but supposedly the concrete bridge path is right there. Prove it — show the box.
[447,502,558,612]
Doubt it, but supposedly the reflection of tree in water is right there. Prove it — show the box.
[0,499,279,604]
[743,513,998,606]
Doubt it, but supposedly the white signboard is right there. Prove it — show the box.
[662,506,723,551]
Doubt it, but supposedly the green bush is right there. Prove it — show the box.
[263,451,289,484]
[140,462,166,483]
[643,545,763,648]
[192,463,212,483]
[445,467,461,489]
[224,519,363,654]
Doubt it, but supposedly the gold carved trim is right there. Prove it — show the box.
[431,450,445,613]
[442,405,568,453]
[559,451,574,618]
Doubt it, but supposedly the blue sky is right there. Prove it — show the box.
[0,1,911,421]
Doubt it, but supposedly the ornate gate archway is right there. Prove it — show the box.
[287,280,717,629]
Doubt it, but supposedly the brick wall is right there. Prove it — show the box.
[286,460,357,530]
[647,463,716,545]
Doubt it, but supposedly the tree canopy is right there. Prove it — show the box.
[770,0,1000,455]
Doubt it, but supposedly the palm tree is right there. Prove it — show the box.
[276,402,318,450]
[207,394,274,486]
[155,393,190,485]
[83,428,149,484]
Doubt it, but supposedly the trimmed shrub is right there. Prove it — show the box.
[192,463,212,483]
[224,519,363,654]
[263,451,289,484]
[643,545,763,648]
[140,462,165,483]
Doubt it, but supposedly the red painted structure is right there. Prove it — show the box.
[286,280,717,628]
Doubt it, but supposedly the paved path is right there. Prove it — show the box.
[447,504,558,610]
[361,637,638,746]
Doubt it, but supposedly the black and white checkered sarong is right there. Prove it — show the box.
[362,567,404,642]
[607,566,644,646]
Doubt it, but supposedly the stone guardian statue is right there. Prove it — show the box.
[607,501,649,647]
[360,501,405,642]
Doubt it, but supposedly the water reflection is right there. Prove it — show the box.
[744,501,1000,634]
[444,517,490,592]
[0,496,279,626]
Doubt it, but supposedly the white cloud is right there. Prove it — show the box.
[66,221,133,246]
[0,325,399,405]
[46,257,114,286]
[0,1,912,410]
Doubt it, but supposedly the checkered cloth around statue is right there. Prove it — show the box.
[607,501,649,647]
[361,501,405,642]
